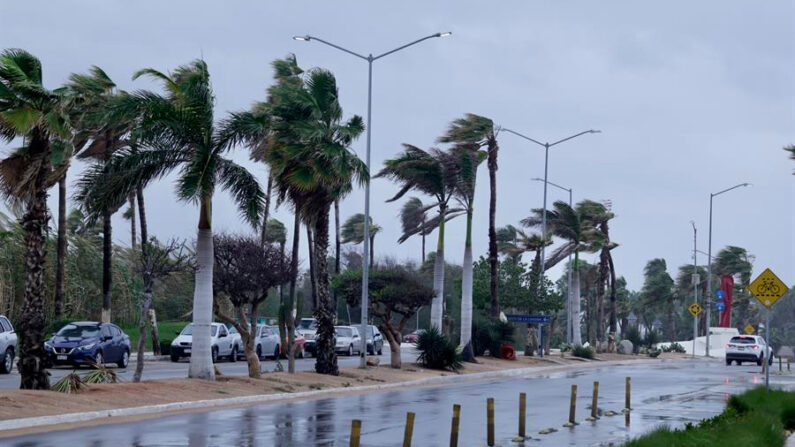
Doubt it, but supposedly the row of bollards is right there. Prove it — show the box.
[349,377,633,446]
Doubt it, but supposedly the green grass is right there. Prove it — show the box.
[624,387,795,447]
[119,321,189,352]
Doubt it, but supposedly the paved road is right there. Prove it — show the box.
[5,359,793,446]
[0,349,416,389]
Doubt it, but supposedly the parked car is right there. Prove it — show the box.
[725,335,773,366]
[0,315,17,374]
[232,325,279,360]
[365,325,384,355]
[44,321,130,368]
[334,326,362,356]
[170,322,237,363]
[402,329,426,344]
[289,330,307,359]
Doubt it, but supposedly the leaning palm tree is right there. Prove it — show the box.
[399,197,430,263]
[267,63,366,375]
[77,60,264,380]
[341,213,382,268]
[521,200,601,346]
[376,145,463,330]
[0,49,73,389]
[579,200,617,343]
[496,224,551,265]
[438,114,501,318]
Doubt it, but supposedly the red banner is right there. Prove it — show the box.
[719,275,734,327]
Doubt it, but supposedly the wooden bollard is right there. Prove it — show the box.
[519,392,527,438]
[403,412,415,447]
[450,404,461,447]
[487,398,495,446]
[625,377,631,411]
[591,381,599,419]
[350,419,362,447]
[779,357,782,372]
[566,384,578,426]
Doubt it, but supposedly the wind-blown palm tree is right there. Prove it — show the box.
[267,62,366,375]
[496,224,551,265]
[77,60,264,380]
[341,213,382,268]
[376,145,463,330]
[399,197,430,263]
[579,200,617,343]
[522,200,600,346]
[438,114,501,319]
[641,258,675,341]
[0,49,73,389]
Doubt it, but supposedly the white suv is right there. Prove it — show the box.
[0,315,17,374]
[725,335,773,366]
[170,322,238,363]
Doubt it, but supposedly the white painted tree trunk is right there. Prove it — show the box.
[431,211,446,331]
[460,244,473,347]
[571,268,582,346]
[188,227,215,380]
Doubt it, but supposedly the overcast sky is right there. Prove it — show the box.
[1,1,793,290]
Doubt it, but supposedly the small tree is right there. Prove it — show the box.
[333,267,434,368]
[212,234,292,378]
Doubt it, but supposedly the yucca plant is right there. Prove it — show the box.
[416,326,463,371]
[83,363,119,384]
[51,372,85,394]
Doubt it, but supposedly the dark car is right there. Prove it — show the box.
[45,321,131,368]
[365,325,384,355]
[402,329,425,344]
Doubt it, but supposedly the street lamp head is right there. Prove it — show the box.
[531,177,543,182]
[436,31,453,37]
[293,35,311,41]
[589,129,602,134]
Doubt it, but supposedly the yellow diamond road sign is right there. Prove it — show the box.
[744,324,755,335]
[748,268,789,309]
[688,303,703,317]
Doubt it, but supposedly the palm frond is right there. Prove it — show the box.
[216,158,264,228]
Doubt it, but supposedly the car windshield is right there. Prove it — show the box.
[730,337,756,344]
[336,327,353,337]
[299,320,317,330]
[180,325,218,336]
[56,324,99,338]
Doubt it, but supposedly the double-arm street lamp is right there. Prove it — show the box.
[293,32,452,368]
[705,182,750,356]
[502,128,600,345]
[531,177,573,344]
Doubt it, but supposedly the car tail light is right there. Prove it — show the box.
[752,345,759,350]
[726,344,732,348]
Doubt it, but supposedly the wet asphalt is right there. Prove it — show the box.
[4,359,793,446]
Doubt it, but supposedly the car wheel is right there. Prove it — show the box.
[768,355,773,365]
[0,348,13,374]
[737,361,742,365]
[348,345,353,356]
[117,350,129,368]
[256,346,262,360]
[94,351,104,368]
[170,354,180,363]
[377,345,383,356]
[211,347,219,364]
[756,356,763,366]
[725,359,732,366]
[230,345,238,362]
[274,345,280,360]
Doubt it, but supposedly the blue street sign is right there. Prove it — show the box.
[716,302,725,311]
[506,314,552,324]
[716,290,726,300]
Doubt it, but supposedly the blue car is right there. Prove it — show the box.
[45,321,131,368]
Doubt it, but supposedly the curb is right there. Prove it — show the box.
[0,357,688,433]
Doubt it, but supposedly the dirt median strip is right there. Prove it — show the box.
[0,355,694,437]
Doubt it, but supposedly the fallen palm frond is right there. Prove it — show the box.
[83,363,119,384]
[51,372,85,393]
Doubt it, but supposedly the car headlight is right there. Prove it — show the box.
[79,342,97,351]
[44,342,53,351]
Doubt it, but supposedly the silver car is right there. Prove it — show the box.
[233,325,280,360]
[0,315,17,374]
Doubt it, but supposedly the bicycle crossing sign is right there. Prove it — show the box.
[743,324,755,335]
[688,303,703,317]
[748,268,789,309]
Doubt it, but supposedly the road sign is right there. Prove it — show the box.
[716,302,725,311]
[743,324,755,335]
[748,268,789,309]
[505,314,552,324]
[716,290,726,300]
[688,303,703,317]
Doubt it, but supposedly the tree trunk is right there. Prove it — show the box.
[421,222,426,264]
[129,195,137,250]
[238,305,261,378]
[53,174,67,319]
[460,211,474,361]
[596,248,609,342]
[667,305,676,343]
[312,210,338,375]
[260,174,273,247]
[333,199,340,314]
[571,256,582,346]
[607,251,617,336]
[136,187,159,354]
[381,322,402,369]
[133,285,153,382]
[101,207,112,323]
[431,205,446,330]
[18,131,51,390]
[369,234,375,269]
[287,211,300,374]
[487,137,499,319]
[188,198,215,380]
[307,226,317,311]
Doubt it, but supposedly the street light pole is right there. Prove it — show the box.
[502,128,600,346]
[691,221,697,358]
[532,177,572,344]
[705,182,750,357]
[294,32,452,369]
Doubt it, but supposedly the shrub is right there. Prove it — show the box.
[572,345,595,359]
[472,318,516,357]
[623,326,643,353]
[51,372,84,394]
[416,326,463,371]
[643,330,660,348]
[662,342,686,353]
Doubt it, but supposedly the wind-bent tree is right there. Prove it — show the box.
[579,200,616,344]
[0,49,73,389]
[399,197,430,263]
[341,213,382,268]
[267,61,366,376]
[496,225,550,265]
[522,200,600,346]
[264,218,290,351]
[212,234,292,378]
[714,246,754,329]
[78,60,264,380]
[333,267,433,368]
[641,258,675,341]
[376,145,463,330]
[439,114,501,319]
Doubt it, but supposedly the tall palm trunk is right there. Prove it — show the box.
[487,138,499,319]
[287,211,300,374]
[101,209,112,323]
[571,253,582,346]
[430,205,447,330]
[260,174,273,247]
[53,175,67,319]
[460,210,474,360]
[18,131,51,390]
[188,197,215,380]
[421,215,426,264]
[313,210,338,375]
[333,200,340,314]
[596,249,609,342]
[306,226,317,311]
[129,195,137,249]
[607,252,617,336]
[369,234,375,269]
[137,187,159,354]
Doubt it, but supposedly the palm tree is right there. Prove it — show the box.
[438,114,501,319]
[341,213,382,268]
[399,197,430,263]
[641,258,675,341]
[579,200,617,343]
[267,62,366,375]
[77,60,265,380]
[496,224,550,265]
[453,144,486,359]
[0,49,72,389]
[376,145,463,330]
[521,200,600,346]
